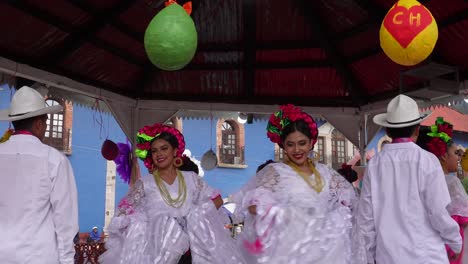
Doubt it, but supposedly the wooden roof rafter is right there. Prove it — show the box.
[298,0,367,106]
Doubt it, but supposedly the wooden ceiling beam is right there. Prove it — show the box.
[299,0,367,106]
[333,0,386,41]
[40,0,137,65]
[0,49,130,96]
[69,0,144,42]
[243,0,257,98]
[7,0,144,67]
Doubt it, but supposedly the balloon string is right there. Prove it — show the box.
[210,112,213,150]
[93,99,104,139]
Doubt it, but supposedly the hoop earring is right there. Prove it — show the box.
[173,157,183,168]
[310,151,320,162]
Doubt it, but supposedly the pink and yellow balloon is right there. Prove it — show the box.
[380,0,438,66]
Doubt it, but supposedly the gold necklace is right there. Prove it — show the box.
[286,158,324,193]
[152,169,187,208]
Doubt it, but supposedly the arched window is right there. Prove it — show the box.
[43,99,72,154]
[331,129,346,169]
[45,99,63,139]
[221,121,237,164]
[216,119,246,166]
[315,136,325,163]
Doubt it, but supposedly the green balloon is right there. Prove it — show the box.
[144,4,198,71]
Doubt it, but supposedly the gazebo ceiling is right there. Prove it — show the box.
[0,0,467,108]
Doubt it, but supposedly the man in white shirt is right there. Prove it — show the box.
[0,86,79,264]
[357,94,462,264]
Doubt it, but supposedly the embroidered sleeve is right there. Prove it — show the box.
[255,165,281,192]
[117,179,145,216]
[446,176,468,217]
[328,168,358,210]
[191,172,219,204]
[236,165,282,215]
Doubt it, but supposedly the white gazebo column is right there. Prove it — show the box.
[104,161,117,234]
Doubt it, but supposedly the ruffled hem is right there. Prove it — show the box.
[239,205,354,264]
[100,201,246,264]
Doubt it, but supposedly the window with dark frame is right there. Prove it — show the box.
[45,99,63,139]
[221,121,237,164]
[331,130,346,169]
[316,136,325,163]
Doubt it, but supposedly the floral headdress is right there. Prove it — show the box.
[266,104,318,147]
[135,123,185,169]
[426,117,453,158]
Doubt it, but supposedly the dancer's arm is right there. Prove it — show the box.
[422,167,462,254]
[356,168,376,264]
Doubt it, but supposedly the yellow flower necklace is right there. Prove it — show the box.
[286,158,324,193]
[152,169,187,208]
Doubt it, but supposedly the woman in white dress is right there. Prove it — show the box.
[100,123,246,264]
[231,104,365,264]
[416,117,468,263]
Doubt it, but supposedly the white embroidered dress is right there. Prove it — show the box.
[100,170,246,264]
[232,162,362,264]
[445,173,468,218]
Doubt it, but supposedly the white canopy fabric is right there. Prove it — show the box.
[1,56,467,151]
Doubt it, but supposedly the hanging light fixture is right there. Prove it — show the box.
[237,113,248,124]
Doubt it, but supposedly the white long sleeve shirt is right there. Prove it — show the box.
[0,135,79,264]
[357,142,462,264]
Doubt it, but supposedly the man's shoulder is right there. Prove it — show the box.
[38,142,66,160]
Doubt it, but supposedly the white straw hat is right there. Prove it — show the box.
[0,86,62,121]
[373,94,432,128]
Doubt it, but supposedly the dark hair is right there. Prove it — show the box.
[386,124,419,139]
[179,156,199,174]
[280,119,312,147]
[416,126,453,152]
[153,132,179,149]
[256,159,276,173]
[11,115,45,131]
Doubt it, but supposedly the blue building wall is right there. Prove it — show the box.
[69,105,129,232]
[183,119,326,197]
[183,119,272,197]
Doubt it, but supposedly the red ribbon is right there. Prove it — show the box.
[164,0,192,15]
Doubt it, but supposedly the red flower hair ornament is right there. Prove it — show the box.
[135,123,185,169]
[426,117,453,159]
[266,104,318,147]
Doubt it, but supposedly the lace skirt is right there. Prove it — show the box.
[99,202,246,264]
[238,205,358,264]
